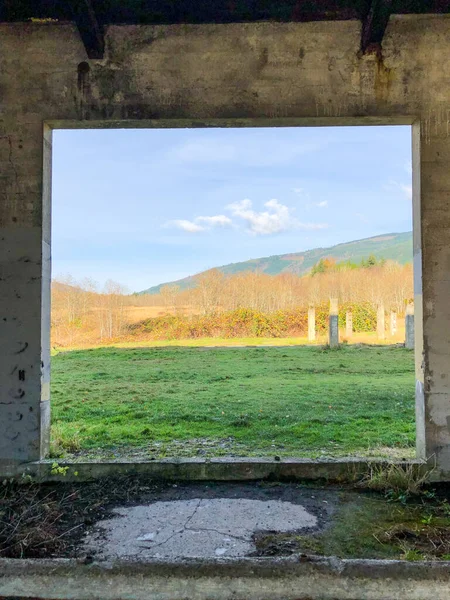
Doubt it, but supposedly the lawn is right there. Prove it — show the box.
[50,345,416,460]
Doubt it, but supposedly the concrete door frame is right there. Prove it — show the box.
[2,18,449,480]
[40,116,424,469]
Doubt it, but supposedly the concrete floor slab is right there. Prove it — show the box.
[84,498,317,559]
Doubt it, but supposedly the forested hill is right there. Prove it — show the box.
[139,231,413,295]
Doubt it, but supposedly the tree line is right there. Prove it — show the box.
[51,258,413,346]
[142,259,412,316]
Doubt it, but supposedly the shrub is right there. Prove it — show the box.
[128,303,378,341]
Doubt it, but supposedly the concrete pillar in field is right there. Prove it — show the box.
[377,304,385,340]
[308,306,316,342]
[390,311,397,337]
[345,311,353,339]
[405,304,415,350]
[329,298,339,347]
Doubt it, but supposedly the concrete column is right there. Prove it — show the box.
[390,311,397,337]
[308,306,316,342]
[345,311,353,339]
[0,123,51,472]
[377,304,385,340]
[405,304,415,350]
[329,298,339,348]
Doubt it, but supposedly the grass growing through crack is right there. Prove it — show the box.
[51,344,415,459]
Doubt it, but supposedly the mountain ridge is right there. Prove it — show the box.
[138,231,413,295]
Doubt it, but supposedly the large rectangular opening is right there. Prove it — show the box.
[47,120,421,462]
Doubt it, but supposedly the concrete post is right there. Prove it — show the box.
[405,304,415,350]
[329,298,339,348]
[390,310,397,337]
[345,311,353,339]
[308,306,316,342]
[377,304,385,340]
[0,124,51,471]
[418,118,450,475]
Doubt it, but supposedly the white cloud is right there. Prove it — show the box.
[168,201,328,236]
[196,215,233,227]
[227,198,327,235]
[316,201,328,208]
[169,219,206,233]
[166,214,232,233]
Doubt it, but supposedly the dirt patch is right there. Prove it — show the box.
[0,480,335,559]
[1,479,450,561]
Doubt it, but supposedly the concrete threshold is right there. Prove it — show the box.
[1,555,450,600]
[17,457,427,483]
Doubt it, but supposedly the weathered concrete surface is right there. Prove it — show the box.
[84,498,317,559]
[406,305,415,349]
[345,310,353,339]
[21,457,427,483]
[1,15,450,476]
[2,556,450,600]
[390,310,397,336]
[329,298,339,347]
[308,306,316,342]
[377,305,385,340]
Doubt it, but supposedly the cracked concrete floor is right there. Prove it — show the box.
[84,497,318,559]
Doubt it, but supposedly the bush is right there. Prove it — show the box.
[128,303,378,341]
[339,302,377,332]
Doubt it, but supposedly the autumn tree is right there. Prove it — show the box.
[194,269,225,315]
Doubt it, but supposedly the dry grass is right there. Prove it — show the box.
[359,463,432,496]
[121,305,199,324]
[0,476,165,558]
[0,479,81,558]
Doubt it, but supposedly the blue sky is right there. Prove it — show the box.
[52,126,412,292]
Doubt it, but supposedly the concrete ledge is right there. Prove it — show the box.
[1,556,450,600]
[17,457,426,483]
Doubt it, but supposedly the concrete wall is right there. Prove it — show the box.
[1,16,449,476]
[2,556,450,600]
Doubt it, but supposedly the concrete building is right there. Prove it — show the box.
[0,1,449,479]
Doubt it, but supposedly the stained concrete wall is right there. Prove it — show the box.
[0,16,449,476]
[2,556,450,600]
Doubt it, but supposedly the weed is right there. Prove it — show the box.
[50,424,82,458]
[359,463,431,499]
[231,414,252,427]
[400,547,424,561]
[50,462,69,477]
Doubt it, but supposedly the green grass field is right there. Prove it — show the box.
[51,345,416,460]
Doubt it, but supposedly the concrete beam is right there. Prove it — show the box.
[73,0,105,59]
[2,556,450,600]
[15,457,427,483]
[361,0,392,53]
